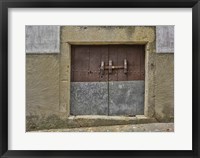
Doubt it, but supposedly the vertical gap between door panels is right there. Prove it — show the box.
[107,45,110,116]
[88,46,90,82]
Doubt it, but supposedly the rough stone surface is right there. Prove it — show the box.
[34,123,174,132]
[59,81,69,113]
[61,26,155,43]
[144,40,156,118]
[26,26,60,53]
[155,54,174,121]
[26,115,157,131]
[26,55,60,115]
[60,43,71,114]
[109,81,144,116]
[156,26,174,53]
[70,82,108,115]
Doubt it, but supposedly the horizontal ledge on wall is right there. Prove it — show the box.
[66,41,149,45]
[156,52,174,54]
[26,52,60,54]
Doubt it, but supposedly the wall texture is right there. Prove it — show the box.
[26,55,60,116]
[155,54,174,121]
[156,26,174,53]
[26,26,60,53]
[26,26,174,131]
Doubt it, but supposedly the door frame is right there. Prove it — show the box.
[59,26,156,118]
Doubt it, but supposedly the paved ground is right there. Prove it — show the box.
[36,123,174,132]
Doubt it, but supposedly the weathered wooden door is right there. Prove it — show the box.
[70,45,145,116]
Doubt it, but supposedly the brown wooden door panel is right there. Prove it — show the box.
[126,45,141,80]
[108,45,128,81]
[71,45,109,82]
[99,49,109,82]
[71,46,89,82]
[108,45,118,81]
[117,46,128,81]
[140,46,145,80]
[72,45,145,82]
[90,46,109,82]
[88,46,102,82]
[72,46,89,71]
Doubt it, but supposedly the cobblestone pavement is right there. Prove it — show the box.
[36,123,174,132]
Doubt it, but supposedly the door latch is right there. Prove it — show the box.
[100,59,128,75]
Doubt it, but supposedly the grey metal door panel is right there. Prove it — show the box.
[109,81,144,116]
[70,82,108,115]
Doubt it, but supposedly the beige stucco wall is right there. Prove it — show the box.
[26,26,174,131]
[26,55,60,115]
[155,54,174,121]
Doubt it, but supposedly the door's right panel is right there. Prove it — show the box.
[108,45,145,116]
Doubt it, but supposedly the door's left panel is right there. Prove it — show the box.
[70,45,109,115]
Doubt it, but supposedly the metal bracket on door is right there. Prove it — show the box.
[100,59,128,75]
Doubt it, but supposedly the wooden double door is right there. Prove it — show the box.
[70,45,145,116]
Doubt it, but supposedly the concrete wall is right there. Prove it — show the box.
[26,26,174,131]
[156,26,174,53]
[26,26,60,53]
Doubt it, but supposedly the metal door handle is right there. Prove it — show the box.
[108,60,112,74]
[100,61,105,75]
[124,59,128,74]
